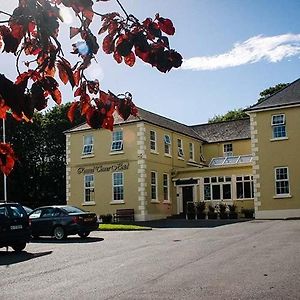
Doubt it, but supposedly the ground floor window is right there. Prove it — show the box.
[275,167,289,195]
[112,172,124,201]
[151,171,158,200]
[236,175,254,199]
[84,174,94,202]
[163,173,170,201]
[204,176,232,200]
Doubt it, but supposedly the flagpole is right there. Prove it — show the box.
[3,118,7,203]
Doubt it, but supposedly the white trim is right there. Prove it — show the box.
[255,209,300,219]
[150,130,157,152]
[150,171,158,201]
[274,166,290,196]
[270,137,288,142]
[81,154,95,159]
[112,171,124,202]
[247,103,300,113]
[82,201,96,206]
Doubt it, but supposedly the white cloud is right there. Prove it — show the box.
[181,34,300,71]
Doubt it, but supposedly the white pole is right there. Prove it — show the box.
[3,118,7,203]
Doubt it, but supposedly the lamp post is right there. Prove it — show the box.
[3,118,7,203]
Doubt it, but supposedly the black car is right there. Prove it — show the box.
[29,205,99,240]
[0,203,31,252]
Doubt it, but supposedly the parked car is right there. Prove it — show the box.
[28,205,99,240]
[22,206,33,215]
[0,203,31,252]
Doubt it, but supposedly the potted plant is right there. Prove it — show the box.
[186,202,196,220]
[196,201,206,219]
[219,203,228,219]
[241,208,254,218]
[228,204,238,219]
[207,205,218,219]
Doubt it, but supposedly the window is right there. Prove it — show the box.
[163,173,169,201]
[112,172,124,201]
[272,114,286,139]
[150,130,157,152]
[177,139,184,158]
[111,131,123,152]
[164,134,171,155]
[82,135,93,155]
[236,176,254,199]
[275,167,289,195]
[189,143,194,160]
[223,143,233,157]
[204,176,232,200]
[151,171,158,200]
[84,174,95,202]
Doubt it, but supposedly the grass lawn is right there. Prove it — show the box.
[99,224,152,231]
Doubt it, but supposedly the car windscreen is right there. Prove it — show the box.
[9,205,27,218]
[61,206,84,214]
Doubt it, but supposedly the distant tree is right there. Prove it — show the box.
[208,108,248,123]
[258,83,289,103]
[1,103,84,207]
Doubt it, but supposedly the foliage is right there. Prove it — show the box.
[0,0,182,175]
[196,201,206,212]
[258,83,289,103]
[99,224,152,231]
[241,208,254,218]
[219,203,227,214]
[208,204,215,213]
[228,204,236,213]
[2,103,84,207]
[208,108,248,123]
[100,213,112,223]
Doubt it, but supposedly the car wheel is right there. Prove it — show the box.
[53,226,66,240]
[78,231,90,238]
[12,242,26,252]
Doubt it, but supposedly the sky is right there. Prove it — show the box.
[1,0,300,124]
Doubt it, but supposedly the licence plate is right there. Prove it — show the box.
[10,225,23,230]
[84,218,93,222]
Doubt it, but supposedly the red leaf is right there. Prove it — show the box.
[124,51,135,67]
[0,143,16,175]
[102,34,114,54]
[157,18,175,35]
[113,51,122,64]
[51,88,62,104]
[83,8,94,21]
[70,27,80,39]
[74,86,82,97]
[73,70,80,86]
[68,101,79,122]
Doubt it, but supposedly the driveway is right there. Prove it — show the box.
[0,220,299,299]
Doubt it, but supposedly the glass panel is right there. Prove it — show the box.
[218,176,224,182]
[272,114,285,125]
[204,184,211,200]
[223,184,231,199]
[244,182,251,198]
[204,177,210,183]
[236,182,243,198]
[212,185,220,200]
[224,156,238,164]
[225,176,232,182]
[276,181,289,194]
[211,177,217,183]
[273,125,286,138]
[164,135,171,144]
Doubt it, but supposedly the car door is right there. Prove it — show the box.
[0,206,10,244]
[38,208,56,236]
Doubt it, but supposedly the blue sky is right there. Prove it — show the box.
[2,0,300,124]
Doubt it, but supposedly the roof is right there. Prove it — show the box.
[66,108,251,143]
[247,78,300,112]
[191,118,251,143]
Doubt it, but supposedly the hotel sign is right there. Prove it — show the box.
[77,162,129,174]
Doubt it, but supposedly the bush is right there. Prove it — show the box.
[219,203,228,219]
[228,205,237,219]
[196,201,206,219]
[100,214,113,223]
[207,205,218,219]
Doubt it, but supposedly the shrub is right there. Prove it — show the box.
[100,214,113,223]
[241,208,254,218]
[219,203,228,219]
[196,201,206,219]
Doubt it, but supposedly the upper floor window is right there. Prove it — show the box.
[150,130,157,152]
[223,143,233,157]
[272,114,286,139]
[83,135,93,155]
[177,139,184,158]
[112,172,124,201]
[84,174,94,202]
[111,130,123,152]
[151,171,158,200]
[189,143,194,160]
[275,167,289,195]
[164,134,171,155]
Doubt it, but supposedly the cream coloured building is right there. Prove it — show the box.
[66,109,254,220]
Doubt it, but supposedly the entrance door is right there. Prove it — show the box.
[182,186,193,214]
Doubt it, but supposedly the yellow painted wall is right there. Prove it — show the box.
[254,107,300,212]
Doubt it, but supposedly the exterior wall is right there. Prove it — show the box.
[203,139,251,163]
[251,106,300,219]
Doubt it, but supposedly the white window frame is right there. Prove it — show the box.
[82,135,94,155]
[203,176,232,201]
[223,143,233,157]
[163,173,170,202]
[150,130,157,152]
[84,174,95,203]
[112,172,124,202]
[271,114,286,139]
[151,171,158,201]
[236,175,254,199]
[164,134,171,156]
[177,139,184,158]
[274,167,290,196]
[111,130,123,152]
[189,142,194,161]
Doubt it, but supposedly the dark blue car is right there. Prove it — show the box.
[0,203,31,252]
[29,205,99,240]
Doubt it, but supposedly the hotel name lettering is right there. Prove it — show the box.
[77,162,129,174]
